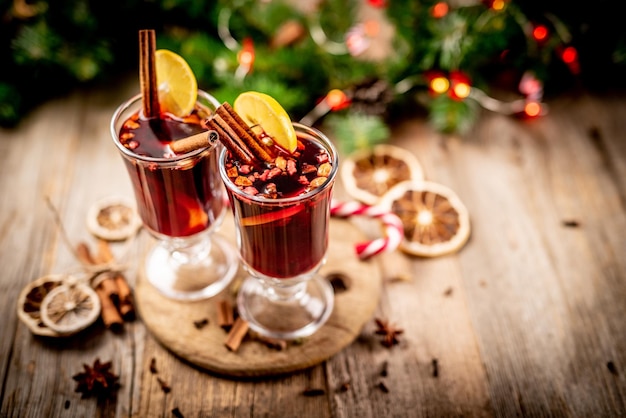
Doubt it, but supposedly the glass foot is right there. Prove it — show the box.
[144,233,238,301]
[237,275,334,340]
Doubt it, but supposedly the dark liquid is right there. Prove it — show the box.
[118,109,223,238]
[225,136,334,278]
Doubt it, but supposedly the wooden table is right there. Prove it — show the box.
[1,77,625,417]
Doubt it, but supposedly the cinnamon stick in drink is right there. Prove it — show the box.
[139,29,160,118]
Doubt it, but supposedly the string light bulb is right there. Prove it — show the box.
[325,89,349,110]
[237,38,255,69]
[491,0,505,11]
[524,101,542,117]
[430,76,449,94]
[448,71,471,100]
[532,25,548,42]
[453,82,470,99]
[432,2,449,19]
[561,46,578,64]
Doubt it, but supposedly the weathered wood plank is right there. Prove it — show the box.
[389,96,626,416]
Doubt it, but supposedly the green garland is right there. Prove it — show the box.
[2,0,625,149]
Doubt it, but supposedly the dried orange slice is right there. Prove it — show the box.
[341,144,424,205]
[86,196,142,241]
[379,180,470,257]
[40,278,101,335]
[17,274,66,337]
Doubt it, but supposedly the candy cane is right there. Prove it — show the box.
[331,200,404,260]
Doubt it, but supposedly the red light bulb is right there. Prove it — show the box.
[432,2,449,18]
[532,25,548,42]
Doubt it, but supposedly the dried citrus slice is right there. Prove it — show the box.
[341,144,424,206]
[379,180,470,257]
[40,278,101,335]
[233,91,297,153]
[86,196,142,241]
[17,274,66,337]
[155,49,198,117]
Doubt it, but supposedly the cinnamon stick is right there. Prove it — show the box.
[77,241,121,305]
[170,131,212,154]
[76,242,97,265]
[94,274,124,331]
[217,299,234,331]
[96,240,136,321]
[217,103,273,162]
[206,117,256,165]
[224,317,249,352]
[139,29,160,118]
[255,335,287,350]
[209,102,280,165]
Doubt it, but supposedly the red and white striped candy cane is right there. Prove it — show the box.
[331,200,404,260]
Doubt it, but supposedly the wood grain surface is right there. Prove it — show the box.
[1,78,625,417]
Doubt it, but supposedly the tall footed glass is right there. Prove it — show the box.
[111,91,238,300]
[219,123,338,339]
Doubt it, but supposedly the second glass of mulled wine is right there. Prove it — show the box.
[219,123,338,340]
[111,90,238,301]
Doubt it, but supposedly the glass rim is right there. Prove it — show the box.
[219,122,339,206]
[110,90,221,164]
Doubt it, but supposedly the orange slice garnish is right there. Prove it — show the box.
[241,205,303,226]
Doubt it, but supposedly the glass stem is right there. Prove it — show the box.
[167,232,212,265]
[265,281,307,302]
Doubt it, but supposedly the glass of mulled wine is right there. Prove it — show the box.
[111,90,238,300]
[219,123,338,339]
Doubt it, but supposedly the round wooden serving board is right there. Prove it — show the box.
[136,215,382,378]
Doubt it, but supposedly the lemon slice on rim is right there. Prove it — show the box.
[155,49,198,117]
[234,91,297,153]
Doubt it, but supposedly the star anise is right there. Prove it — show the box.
[374,318,404,348]
[72,358,119,399]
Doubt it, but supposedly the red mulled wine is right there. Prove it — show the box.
[117,103,223,238]
[221,126,337,279]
